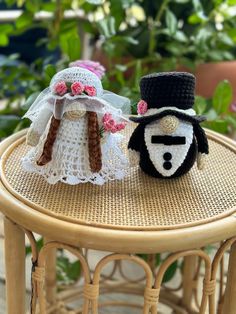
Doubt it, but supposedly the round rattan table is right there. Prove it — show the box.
[0,128,236,314]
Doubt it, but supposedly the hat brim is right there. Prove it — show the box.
[129,109,206,124]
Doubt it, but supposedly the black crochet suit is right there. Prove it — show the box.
[128,72,209,179]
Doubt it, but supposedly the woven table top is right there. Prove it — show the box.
[1,128,236,231]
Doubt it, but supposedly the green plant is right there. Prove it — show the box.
[195,79,236,135]
[0,0,236,138]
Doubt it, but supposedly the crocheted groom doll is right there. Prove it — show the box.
[128,72,209,178]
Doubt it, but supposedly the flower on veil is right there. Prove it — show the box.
[102,113,126,134]
[54,81,68,96]
[71,82,84,95]
[84,85,97,96]
[53,80,97,97]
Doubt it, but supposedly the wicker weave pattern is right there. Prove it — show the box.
[1,128,236,231]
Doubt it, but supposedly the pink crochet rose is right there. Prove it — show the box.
[54,81,67,96]
[71,81,84,95]
[110,126,118,133]
[102,112,126,134]
[102,113,112,123]
[84,85,96,96]
[103,119,115,131]
[115,122,126,131]
[137,100,148,115]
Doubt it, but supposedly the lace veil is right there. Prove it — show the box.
[23,67,131,121]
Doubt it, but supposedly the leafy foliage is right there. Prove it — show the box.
[0,0,236,138]
[194,80,236,134]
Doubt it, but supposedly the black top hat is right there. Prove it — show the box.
[130,72,205,124]
[140,71,195,109]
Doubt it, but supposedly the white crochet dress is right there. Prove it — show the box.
[22,66,130,185]
[22,104,129,185]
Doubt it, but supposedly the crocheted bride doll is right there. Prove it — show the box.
[22,66,130,185]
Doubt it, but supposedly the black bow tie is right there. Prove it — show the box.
[151,135,186,145]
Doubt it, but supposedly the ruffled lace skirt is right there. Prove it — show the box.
[22,117,129,185]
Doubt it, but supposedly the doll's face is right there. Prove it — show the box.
[64,101,86,120]
[159,115,179,134]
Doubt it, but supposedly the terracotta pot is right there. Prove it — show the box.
[179,61,236,101]
[93,47,236,101]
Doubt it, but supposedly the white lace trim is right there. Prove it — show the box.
[141,107,196,117]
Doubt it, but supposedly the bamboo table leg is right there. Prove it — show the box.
[222,241,236,314]
[44,238,57,309]
[4,217,26,314]
[182,255,197,312]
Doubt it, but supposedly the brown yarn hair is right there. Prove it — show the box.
[37,116,61,166]
[37,102,102,171]
[87,111,102,172]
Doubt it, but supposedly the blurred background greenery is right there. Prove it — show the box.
[0,0,235,139]
[0,0,235,287]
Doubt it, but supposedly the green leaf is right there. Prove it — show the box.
[205,108,218,121]
[25,0,40,12]
[41,2,57,11]
[68,34,81,61]
[155,254,161,266]
[137,253,148,261]
[194,96,207,115]
[60,33,81,61]
[0,115,21,136]
[15,12,34,29]
[165,10,177,35]
[227,0,236,5]
[115,64,127,72]
[67,261,81,281]
[112,35,138,45]
[188,11,207,24]
[213,80,233,114]
[192,0,203,11]
[207,120,228,134]
[162,260,178,283]
[97,17,116,38]
[44,64,57,82]
[134,60,142,87]
[174,31,188,42]
[0,34,9,46]
[0,24,14,34]
[22,92,41,111]
[217,32,234,46]
[224,115,236,130]
[110,0,125,28]
[204,245,214,255]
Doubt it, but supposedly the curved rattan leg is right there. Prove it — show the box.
[36,241,91,314]
[154,250,212,314]
[4,217,26,314]
[181,256,198,312]
[92,253,155,314]
[44,238,57,309]
[222,241,236,314]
